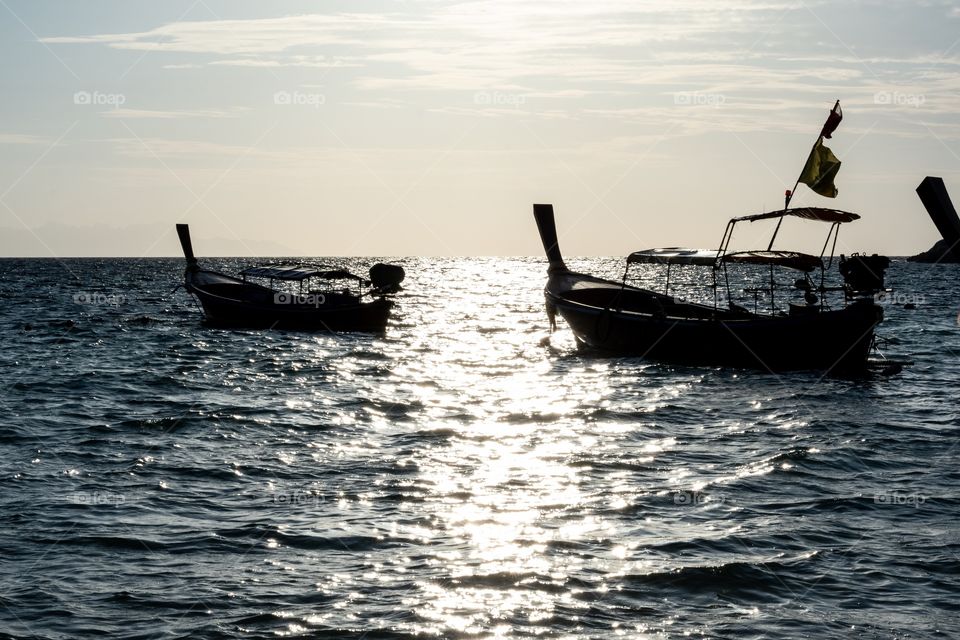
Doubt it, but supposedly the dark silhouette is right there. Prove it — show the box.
[175,224,403,332]
[533,204,889,374]
[909,177,960,263]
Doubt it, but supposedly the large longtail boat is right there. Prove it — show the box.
[176,224,404,332]
[533,101,895,374]
[534,204,889,373]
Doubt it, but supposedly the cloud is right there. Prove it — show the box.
[41,13,400,54]
[0,133,49,145]
[102,108,248,119]
[209,55,361,68]
[107,136,277,159]
[40,2,802,70]
[426,105,570,120]
[38,0,960,136]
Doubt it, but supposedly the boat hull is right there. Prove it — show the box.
[547,276,882,374]
[185,270,393,332]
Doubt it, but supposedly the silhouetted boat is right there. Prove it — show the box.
[533,204,890,374]
[176,224,403,332]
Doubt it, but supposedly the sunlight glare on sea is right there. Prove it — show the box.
[0,256,957,638]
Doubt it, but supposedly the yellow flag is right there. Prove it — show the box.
[799,138,841,198]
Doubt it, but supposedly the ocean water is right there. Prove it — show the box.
[0,256,958,639]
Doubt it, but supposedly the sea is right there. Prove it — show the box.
[0,257,958,639]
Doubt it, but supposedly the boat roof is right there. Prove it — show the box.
[732,207,860,224]
[240,265,364,281]
[627,248,718,266]
[627,248,822,272]
[725,250,823,272]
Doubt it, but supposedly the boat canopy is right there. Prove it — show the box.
[627,248,719,266]
[627,248,822,272]
[240,265,364,281]
[724,250,823,272]
[732,207,860,224]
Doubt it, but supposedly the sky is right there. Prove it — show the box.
[0,0,959,257]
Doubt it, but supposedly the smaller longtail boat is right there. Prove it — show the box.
[176,224,404,332]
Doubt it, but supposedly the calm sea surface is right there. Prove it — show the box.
[1,257,958,639]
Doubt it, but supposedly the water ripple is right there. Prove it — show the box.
[0,257,957,638]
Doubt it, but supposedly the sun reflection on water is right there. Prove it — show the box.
[262,260,821,636]
[411,425,595,633]
[394,272,625,633]
[370,261,732,635]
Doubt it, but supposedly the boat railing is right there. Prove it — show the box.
[613,206,886,318]
[621,259,856,318]
[710,207,861,315]
[239,263,372,298]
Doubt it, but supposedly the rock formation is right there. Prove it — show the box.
[909,176,960,263]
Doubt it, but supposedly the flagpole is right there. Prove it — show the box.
[770,100,840,251]
[784,136,822,210]
[773,136,821,249]
[784,100,839,211]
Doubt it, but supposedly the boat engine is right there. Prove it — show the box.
[369,263,405,294]
[839,253,890,298]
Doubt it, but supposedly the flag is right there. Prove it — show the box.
[820,101,842,139]
[799,138,841,198]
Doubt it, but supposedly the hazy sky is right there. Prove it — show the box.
[1,0,959,257]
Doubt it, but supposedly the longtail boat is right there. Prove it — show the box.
[176,224,403,332]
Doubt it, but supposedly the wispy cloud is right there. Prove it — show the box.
[102,107,249,119]
[107,136,275,159]
[41,13,400,54]
[40,2,804,87]
[40,0,959,117]
[26,0,958,153]
[209,55,361,69]
[0,133,50,145]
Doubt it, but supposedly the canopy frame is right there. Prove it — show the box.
[240,263,369,296]
[619,207,858,315]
